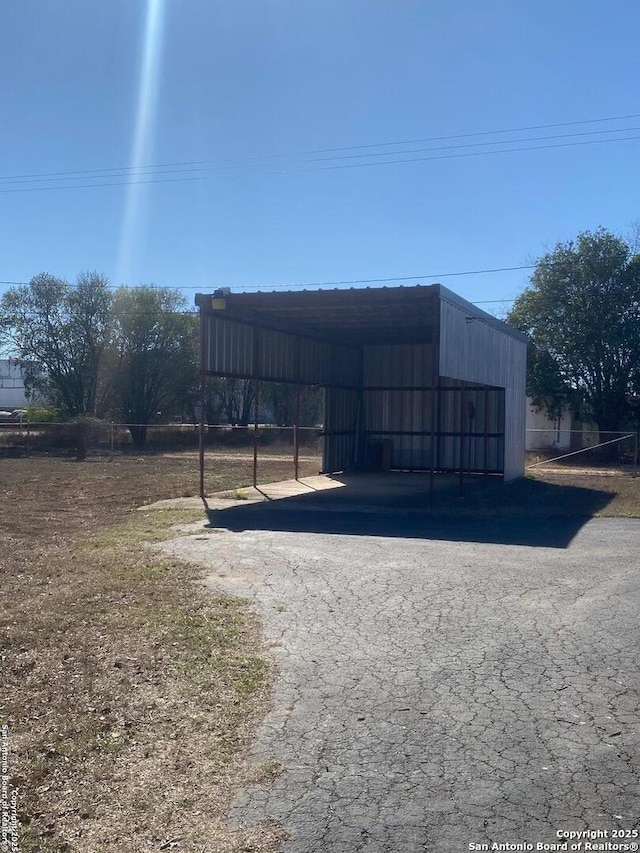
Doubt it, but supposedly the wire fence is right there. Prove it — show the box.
[0,421,637,473]
[0,420,324,457]
[525,429,638,471]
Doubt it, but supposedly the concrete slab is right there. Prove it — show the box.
[137,475,346,512]
[140,471,498,515]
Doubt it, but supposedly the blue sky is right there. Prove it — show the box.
[1,0,639,313]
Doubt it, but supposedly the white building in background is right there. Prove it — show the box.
[525,397,573,451]
[0,358,29,411]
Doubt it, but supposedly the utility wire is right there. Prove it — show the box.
[1,110,639,184]
[0,264,536,293]
[5,249,620,296]
[1,133,639,195]
[282,125,640,165]
[208,266,535,290]
[298,112,640,154]
[3,124,640,187]
[305,134,640,175]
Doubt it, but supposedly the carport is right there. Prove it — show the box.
[195,284,527,499]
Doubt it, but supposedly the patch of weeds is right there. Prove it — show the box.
[251,760,285,783]
[89,509,203,551]
[230,656,270,698]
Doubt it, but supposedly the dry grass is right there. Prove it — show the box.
[525,467,640,517]
[445,466,640,519]
[0,450,319,852]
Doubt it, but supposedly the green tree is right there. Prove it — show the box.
[0,271,112,416]
[110,286,198,448]
[525,343,574,422]
[205,377,254,426]
[508,229,640,436]
[261,383,323,426]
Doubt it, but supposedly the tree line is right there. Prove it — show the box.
[506,227,640,438]
[0,272,322,449]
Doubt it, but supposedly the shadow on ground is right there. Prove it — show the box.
[205,473,616,548]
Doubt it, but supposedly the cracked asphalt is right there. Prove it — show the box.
[161,513,640,852]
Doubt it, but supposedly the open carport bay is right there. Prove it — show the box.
[161,496,640,853]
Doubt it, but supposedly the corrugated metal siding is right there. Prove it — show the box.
[259,327,298,381]
[323,387,360,472]
[204,315,360,386]
[439,298,526,389]
[363,388,434,469]
[299,338,332,384]
[439,298,526,480]
[436,384,504,473]
[331,343,361,388]
[206,316,255,377]
[362,344,436,468]
[360,344,506,472]
[504,387,526,481]
[363,343,436,387]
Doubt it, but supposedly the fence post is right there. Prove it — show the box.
[634,431,639,476]
[26,419,30,457]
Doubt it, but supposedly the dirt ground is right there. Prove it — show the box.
[0,450,637,851]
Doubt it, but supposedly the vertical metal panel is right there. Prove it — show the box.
[299,338,331,384]
[363,343,436,387]
[439,298,526,390]
[439,298,526,481]
[204,315,360,386]
[331,342,361,388]
[436,383,503,473]
[504,387,526,481]
[360,343,504,472]
[206,316,254,376]
[323,387,359,472]
[259,327,297,381]
[361,344,438,469]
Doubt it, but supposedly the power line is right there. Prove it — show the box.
[8,250,633,300]
[297,125,640,165]
[306,133,640,175]
[203,266,535,290]
[0,264,534,295]
[2,124,639,190]
[0,160,211,185]
[1,132,638,195]
[3,123,640,187]
[1,110,639,185]
[298,112,640,154]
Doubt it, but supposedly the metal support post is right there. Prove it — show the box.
[294,384,301,480]
[459,386,465,496]
[483,387,489,477]
[198,307,206,500]
[252,381,260,488]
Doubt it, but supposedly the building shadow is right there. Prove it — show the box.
[204,474,616,548]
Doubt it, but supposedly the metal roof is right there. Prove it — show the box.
[195,284,526,346]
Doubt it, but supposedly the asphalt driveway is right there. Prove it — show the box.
[161,514,640,853]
